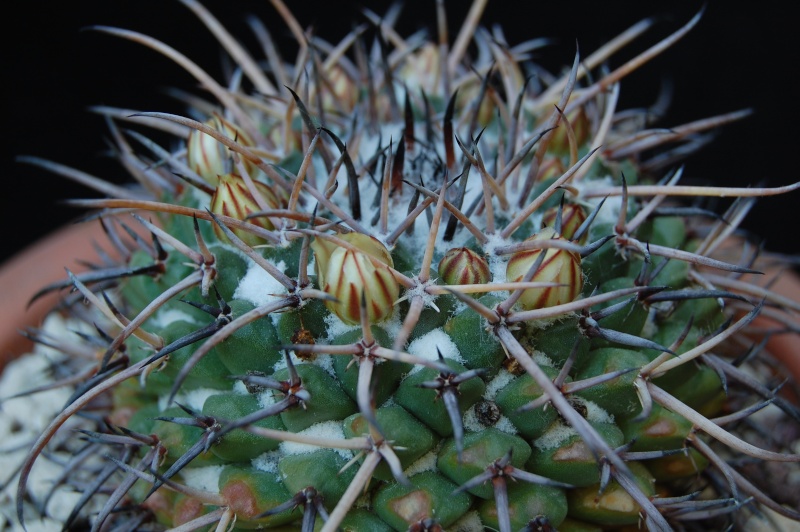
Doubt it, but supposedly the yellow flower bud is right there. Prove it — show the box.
[506,227,583,310]
[313,65,359,116]
[210,173,282,246]
[541,203,589,245]
[399,43,442,96]
[528,96,591,156]
[187,115,259,185]
[311,233,399,325]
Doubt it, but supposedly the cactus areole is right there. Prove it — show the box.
[10,2,800,531]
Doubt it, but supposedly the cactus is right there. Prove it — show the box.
[7,2,800,531]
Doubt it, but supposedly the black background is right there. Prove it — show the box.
[4,1,798,264]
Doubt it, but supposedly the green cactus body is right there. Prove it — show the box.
[278,450,358,504]
[527,421,625,487]
[374,471,472,530]
[343,406,439,481]
[478,482,569,531]
[11,2,800,531]
[437,429,532,499]
[566,462,657,526]
[202,393,285,461]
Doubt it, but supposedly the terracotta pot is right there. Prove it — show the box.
[0,222,121,369]
[747,267,800,399]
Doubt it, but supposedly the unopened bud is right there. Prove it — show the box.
[541,203,588,245]
[210,173,282,246]
[315,65,358,114]
[399,43,441,96]
[506,227,583,310]
[438,247,491,286]
[311,233,399,325]
[187,115,258,184]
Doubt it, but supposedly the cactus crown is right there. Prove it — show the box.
[7,2,800,531]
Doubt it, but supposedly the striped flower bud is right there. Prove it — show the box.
[530,100,591,155]
[311,233,399,325]
[210,173,282,246]
[438,247,491,286]
[399,43,441,96]
[505,227,583,310]
[541,203,588,245]
[314,65,358,115]
[551,107,590,154]
[187,115,258,185]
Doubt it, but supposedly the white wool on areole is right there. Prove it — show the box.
[269,333,337,378]
[462,403,517,435]
[271,351,309,375]
[279,421,353,460]
[322,311,361,341]
[379,395,397,408]
[533,399,614,450]
[448,510,484,532]
[149,308,199,329]
[533,350,556,367]
[399,279,442,315]
[493,415,518,435]
[379,308,405,339]
[312,353,336,377]
[533,421,577,451]
[232,379,249,395]
[158,387,221,414]
[180,465,225,494]
[255,385,278,410]
[251,449,281,474]
[482,231,513,288]
[320,296,405,344]
[585,398,615,424]
[234,258,288,308]
[405,327,463,375]
[483,369,515,400]
[402,447,440,477]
